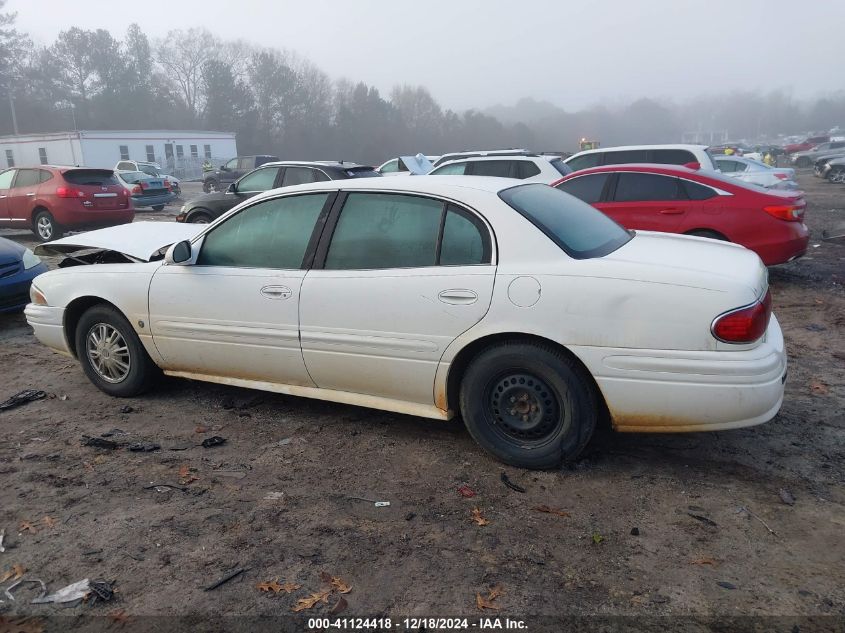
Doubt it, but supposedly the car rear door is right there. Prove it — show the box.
[7,169,40,222]
[598,171,688,232]
[0,169,15,222]
[299,192,495,408]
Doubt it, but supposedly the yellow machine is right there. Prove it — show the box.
[579,138,600,151]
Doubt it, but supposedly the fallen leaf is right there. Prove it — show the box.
[178,464,198,485]
[330,596,348,615]
[279,582,301,594]
[534,505,570,518]
[470,508,490,526]
[195,425,209,434]
[331,576,352,594]
[42,516,57,529]
[0,563,26,583]
[257,580,284,593]
[592,532,604,544]
[457,484,476,498]
[690,557,718,566]
[487,585,504,600]
[810,381,829,395]
[291,590,331,612]
[476,592,501,611]
[19,521,37,534]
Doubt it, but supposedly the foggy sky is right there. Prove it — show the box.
[11,0,845,111]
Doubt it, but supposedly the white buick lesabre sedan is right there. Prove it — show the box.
[25,177,786,469]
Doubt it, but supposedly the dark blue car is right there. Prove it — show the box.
[0,236,48,313]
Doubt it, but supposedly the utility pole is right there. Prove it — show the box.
[8,92,19,135]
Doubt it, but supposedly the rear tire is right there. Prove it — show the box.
[33,210,62,242]
[75,304,158,397]
[459,342,597,469]
[828,168,845,184]
[686,229,728,241]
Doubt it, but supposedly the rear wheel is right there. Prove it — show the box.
[188,210,212,224]
[459,342,597,469]
[75,304,158,397]
[33,210,62,242]
[686,229,728,241]
[828,168,845,184]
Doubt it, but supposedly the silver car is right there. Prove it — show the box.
[790,141,845,167]
[820,156,845,183]
[713,156,798,189]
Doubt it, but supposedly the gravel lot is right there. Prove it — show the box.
[0,174,843,632]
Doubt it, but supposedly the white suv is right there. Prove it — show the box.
[428,154,572,183]
[564,144,718,172]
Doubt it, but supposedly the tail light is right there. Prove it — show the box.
[712,290,772,343]
[763,201,804,221]
[56,186,86,198]
[131,184,142,194]
[164,180,172,190]
[774,173,788,180]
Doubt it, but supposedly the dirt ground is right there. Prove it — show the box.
[0,175,843,632]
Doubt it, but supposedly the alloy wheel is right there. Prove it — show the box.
[86,323,131,383]
[36,216,53,240]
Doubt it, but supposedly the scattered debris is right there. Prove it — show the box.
[687,513,718,527]
[100,429,127,438]
[81,436,118,450]
[810,381,829,395]
[119,405,134,414]
[347,496,389,507]
[30,579,90,605]
[737,506,778,537]
[263,492,285,501]
[476,585,503,611]
[330,596,348,615]
[0,528,5,553]
[804,324,826,332]
[195,425,209,434]
[779,489,796,506]
[4,578,46,603]
[470,508,490,526]
[500,472,526,493]
[19,521,37,534]
[178,465,198,485]
[404,512,416,521]
[690,557,718,566]
[533,505,569,518]
[143,483,188,493]
[591,532,604,545]
[128,442,160,452]
[0,563,26,583]
[41,516,56,529]
[201,436,226,448]
[291,590,331,612]
[320,572,352,594]
[717,581,737,590]
[88,579,115,605]
[0,390,46,412]
[630,527,640,536]
[275,438,292,446]
[204,567,248,591]
[457,484,476,498]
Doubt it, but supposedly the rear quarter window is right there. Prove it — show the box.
[555,173,609,203]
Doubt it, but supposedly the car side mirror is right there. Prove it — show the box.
[165,240,192,265]
[227,182,237,193]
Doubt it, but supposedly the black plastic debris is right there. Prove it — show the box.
[119,405,134,414]
[201,436,226,448]
[81,436,118,450]
[128,442,161,453]
[500,472,526,493]
[0,389,46,412]
[88,579,115,605]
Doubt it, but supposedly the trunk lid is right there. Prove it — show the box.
[61,169,128,210]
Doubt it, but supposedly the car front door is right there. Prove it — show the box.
[598,172,687,232]
[299,192,495,407]
[148,192,333,385]
[0,169,15,223]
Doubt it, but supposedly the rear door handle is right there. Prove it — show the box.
[438,289,478,305]
[260,285,292,300]
[659,208,684,215]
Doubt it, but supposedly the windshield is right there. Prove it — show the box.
[139,165,160,177]
[499,184,632,259]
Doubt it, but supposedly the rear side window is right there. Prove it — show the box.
[469,160,513,178]
[282,167,320,186]
[683,180,718,200]
[555,173,610,204]
[516,161,541,179]
[432,162,468,175]
[63,170,120,186]
[603,150,650,165]
[325,193,443,269]
[439,206,491,266]
[38,170,53,183]
[380,159,400,173]
[565,153,601,172]
[650,149,696,165]
[13,169,41,188]
[499,184,632,259]
[614,173,680,201]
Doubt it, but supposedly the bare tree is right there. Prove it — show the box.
[155,28,218,120]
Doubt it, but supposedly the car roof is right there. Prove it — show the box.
[260,161,374,170]
[570,144,710,157]
[434,155,560,168]
[561,163,704,177]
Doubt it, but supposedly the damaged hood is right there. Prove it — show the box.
[34,222,204,262]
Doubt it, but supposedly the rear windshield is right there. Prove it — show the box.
[344,167,381,178]
[63,169,119,186]
[499,184,632,259]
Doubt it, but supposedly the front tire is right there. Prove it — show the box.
[75,304,158,397]
[459,342,597,469]
[33,210,63,242]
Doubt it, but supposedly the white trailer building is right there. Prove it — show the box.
[0,130,237,180]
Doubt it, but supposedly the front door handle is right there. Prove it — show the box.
[260,285,292,300]
[438,289,478,305]
[659,208,684,215]
[26,192,35,197]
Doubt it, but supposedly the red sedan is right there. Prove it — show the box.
[552,164,808,266]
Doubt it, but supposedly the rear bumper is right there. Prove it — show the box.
[0,263,48,313]
[24,304,71,355]
[572,316,786,433]
[132,192,177,208]
[748,222,809,265]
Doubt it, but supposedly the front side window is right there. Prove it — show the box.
[236,167,280,192]
[282,167,320,187]
[0,169,15,189]
[565,153,601,172]
[38,148,48,165]
[555,173,610,204]
[431,162,468,175]
[237,157,252,170]
[198,193,328,269]
[613,173,680,202]
[499,184,632,259]
[325,193,444,270]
